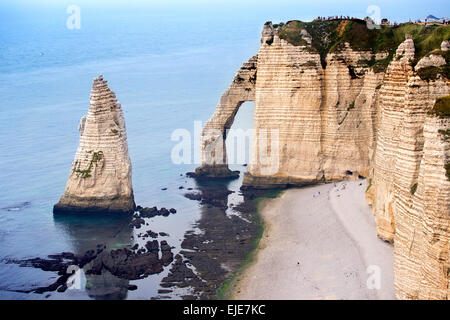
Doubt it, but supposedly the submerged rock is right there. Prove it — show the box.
[6,238,175,293]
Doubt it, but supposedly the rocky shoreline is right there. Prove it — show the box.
[3,175,280,300]
[4,218,174,296]
[159,179,280,300]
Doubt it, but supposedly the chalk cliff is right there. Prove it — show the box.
[54,76,135,214]
[197,19,450,299]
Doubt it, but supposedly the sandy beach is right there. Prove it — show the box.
[231,180,394,300]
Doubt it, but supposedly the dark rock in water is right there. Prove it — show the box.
[2,201,31,212]
[158,289,173,294]
[186,166,240,180]
[145,240,159,253]
[57,284,67,293]
[128,284,138,291]
[242,163,248,167]
[161,188,167,191]
[187,188,193,190]
[160,240,171,252]
[88,247,163,279]
[160,240,174,266]
[159,232,170,237]
[139,206,158,218]
[184,192,202,201]
[184,186,233,209]
[48,252,75,260]
[179,186,184,189]
[146,230,158,238]
[131,244,139,251]
[136,205,143,211]
[6,237,176,293]
[159,207,170,217]
[129,216,145,229]
[169,208,177,214]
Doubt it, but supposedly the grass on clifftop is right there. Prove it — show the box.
[276,19,450,68]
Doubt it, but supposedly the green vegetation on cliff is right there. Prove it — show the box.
[428,95,450,118]
[417,65,450,81]
[276,19,450,68]
[73,151,104,178]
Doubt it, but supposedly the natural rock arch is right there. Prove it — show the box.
[194,56,257,178]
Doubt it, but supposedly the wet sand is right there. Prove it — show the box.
[231,180,394,300]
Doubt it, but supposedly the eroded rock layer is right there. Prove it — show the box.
[54,76,135,214]
[198,20,450,299]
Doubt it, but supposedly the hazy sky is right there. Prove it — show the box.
[1,0,449,23]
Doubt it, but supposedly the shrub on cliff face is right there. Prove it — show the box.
[417,66,442,81]
[428,95,450,118]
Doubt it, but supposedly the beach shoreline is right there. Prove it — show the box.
[228,180,394,300]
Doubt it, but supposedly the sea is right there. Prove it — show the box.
[0,1,269,299]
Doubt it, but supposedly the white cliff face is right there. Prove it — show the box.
[393,111,450,300]
[197,23,450,299]
[412,115,450,300]
[367,37,416,242]
[245,27,385,187]
[54,76,135,214]
[370,56,449,298]
[246,35,324,186]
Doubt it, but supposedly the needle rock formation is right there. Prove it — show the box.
[54,76,135,215]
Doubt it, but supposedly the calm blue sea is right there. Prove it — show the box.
[0,2,266,299]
